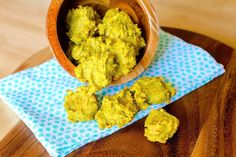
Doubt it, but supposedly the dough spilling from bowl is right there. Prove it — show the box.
[65,6,179,143]
[66,6,146,92]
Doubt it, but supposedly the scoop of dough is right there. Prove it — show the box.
[130,77,176,110]
[74,51,117,92]
[108,39,137,79]
[95,87,139,129]
[144,109,179,143]
[71,37,107,63]
[98,8,146,51]
[64,86,98,122]
[66,6,101,44]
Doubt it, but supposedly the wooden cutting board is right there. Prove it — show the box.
[0,27,235,157]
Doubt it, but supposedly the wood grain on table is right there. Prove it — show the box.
[0,28,235,157]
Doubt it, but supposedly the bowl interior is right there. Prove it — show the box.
[57,0,150,76]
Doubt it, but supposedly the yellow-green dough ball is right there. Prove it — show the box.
[130,77,176,110]
[98,8,146,50]
[74,51,117,92]
[66,6,101,44]
[144,109,179,143]
[64,86,98,122]
[95,87,139,129]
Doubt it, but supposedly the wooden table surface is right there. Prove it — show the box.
[0,27,236,157]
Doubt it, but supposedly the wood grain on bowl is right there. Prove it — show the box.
[46,0,159,85]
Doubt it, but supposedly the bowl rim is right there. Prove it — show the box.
[46,0,76,77]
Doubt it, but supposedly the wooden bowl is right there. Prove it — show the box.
[46,0,159,85]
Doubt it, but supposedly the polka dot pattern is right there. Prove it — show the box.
[0,30,225,157]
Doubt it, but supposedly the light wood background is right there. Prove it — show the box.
[0,0,50,78]
[0,0,236,141]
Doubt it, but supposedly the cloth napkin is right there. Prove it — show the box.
[0,30,225,157]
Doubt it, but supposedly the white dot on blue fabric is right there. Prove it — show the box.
[0,30,225,157]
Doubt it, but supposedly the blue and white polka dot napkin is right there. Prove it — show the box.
[0,30,225,157]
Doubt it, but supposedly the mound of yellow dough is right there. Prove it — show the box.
[66,6,101,44]
[64,86,98,122]
[144,109,179,143]
[109,39,137,80]
[130,77,176,110]
[95,87,139,129]
[71,37,107,64]
[74,51,117,93]
[99,8,146,50]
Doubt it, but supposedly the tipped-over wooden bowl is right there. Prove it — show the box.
[47,0,159,85]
